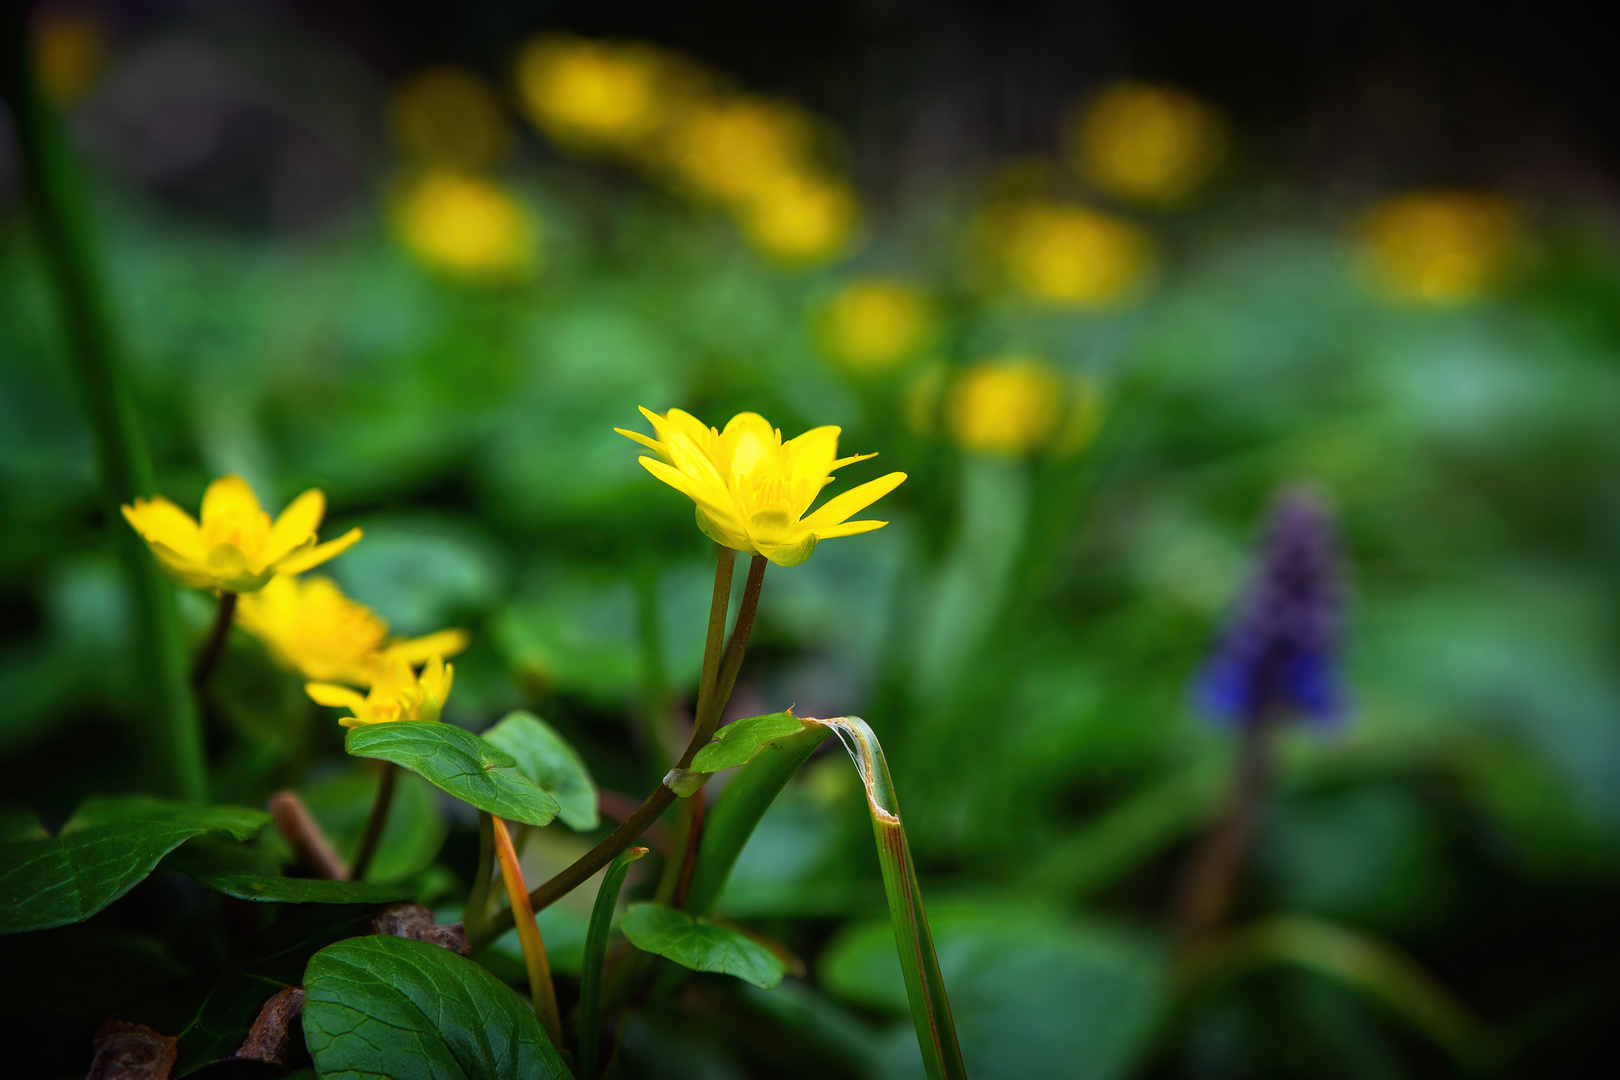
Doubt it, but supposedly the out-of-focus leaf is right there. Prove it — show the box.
[0,797,270,934]
[620,902,785,990]
[691,712,806,773]
[330,516,506,636]
[345,721,559,827]
[303,935,572,1079]
[303,765,447,883]
[186,872,411,904]
[821,907,1168,1080]
[494,567,640,701]
[483,711,599,831]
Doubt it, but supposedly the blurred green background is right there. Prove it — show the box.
[5,2,1620,1077]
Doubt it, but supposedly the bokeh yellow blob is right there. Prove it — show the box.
[1071,82,1225,205]
[739,173,857,264]
[390,68,512,170]
[1357,190,1518,304]
[33,8,109,105]
[821,281,932,372]
[394,172,539,279]
[947,358,1065,455]
[516,35,671,151]
[998,202,1152,306]
[664,97,815,204]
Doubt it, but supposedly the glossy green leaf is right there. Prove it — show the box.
[620,902,785,990]
[483,710,599,831]
[303,934,572,1080]
[185,872,411,904]
[0,797,270,934]
[345,721,559,827]
[691,712,806,773]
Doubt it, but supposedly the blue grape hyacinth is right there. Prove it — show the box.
[1195,490,1347,728]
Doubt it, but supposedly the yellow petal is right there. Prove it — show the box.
[662,408,717,452]
[306,683,367,711]
[696,507,754,553]
[122,498,203,560]
[276,527,363,575]
[614,426,664,456]
[801,471,908,528]
[640,457,739,527]
[784,425,840,480]
[265,489,325,563]
[385,629,471,666]
[813,519,888,539]
[200,475,263,524]
[147,541,217,589]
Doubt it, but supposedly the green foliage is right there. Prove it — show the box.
[303,935,574,1080]
[0,797,269,933]
[690,712,807,773]
[184,871,411,904]
[345,721,560,827]
[483,710,599,831]
[620,902,787,990]
[302,765,448,883]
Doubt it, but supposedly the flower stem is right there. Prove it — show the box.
[671,790,705,909]
[464,812,496,942]
[192,591,238,689]
[468,549,766,952]
[0,13,206,803]
[349,761,396,882]
[577,846,648,1080]
[1172,708,1278,947]
[491,816,563,1046]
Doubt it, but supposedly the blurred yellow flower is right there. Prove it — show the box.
[237,574,469,685]
[1070,82,1225,205]
[738,173,857,264]
[394,171,538,278]
[999,202,1151,306]
[516,35,673,151]
[122,476,361,594]
[1356,190,1518,304]
[33,9,109,105]
[617,407,906,567]
[307,654,454,729]
[389,68,512,170]
[664,97,814,203]
[821,281,933,372]
[947,358,1064,455]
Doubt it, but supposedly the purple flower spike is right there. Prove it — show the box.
[1194,490,1348,729]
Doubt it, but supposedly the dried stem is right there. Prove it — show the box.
[268,790,346,880]
[491,816,563,1045]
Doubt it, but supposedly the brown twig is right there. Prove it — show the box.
[269,789,347,880]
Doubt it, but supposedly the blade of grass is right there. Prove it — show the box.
[0,11,205,801]
[577,846,648,1080]
[491,815,563,1046]
[810,717,967,1080]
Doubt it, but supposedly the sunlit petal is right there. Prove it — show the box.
[802,471,908,528]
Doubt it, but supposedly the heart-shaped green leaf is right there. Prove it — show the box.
[620,902,786,990]
[185,872,412,904]
[345,722,559,827]
[0,797,271,934]
[482,711,599,831]
[303,935,572,1080]
[691,712,806,773]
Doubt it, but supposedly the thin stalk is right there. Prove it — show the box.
[470,548,766,949]
[492,816,563,1045]
[577,846,649,1080]
[690,545,737,733]
[672,790,705,909]
[464,812,497,942]
[1172,709,1277,947]
[1,8,206,802]
[811,717,966,1080]
[268,790,346,880]
[349,761,396,882]
[191,591,238,688]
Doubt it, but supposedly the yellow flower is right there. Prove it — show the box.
[516,35,674,151]
[662,97,814,204]
[737,173,858,264]
[1069,83,1225,205]
[389,68,512,170]
[237,574,470,685]
[121,476,362,594]
[393,171,539,278]
[1356,190,1517,304]
[33,9,109,105]
[947,358,1065,455]
[998,201,1151,306]
[307,654,455,729]
[616,408,906,567]
[820,281,932,372]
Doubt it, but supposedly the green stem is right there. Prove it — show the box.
[349,761,396,882]
[577,846,648,1080]
[812,717,966,1080]
[0,7,206,802]
[463,812,496,942]
[469,548,766,951]
[191,591,238,688]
